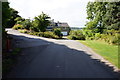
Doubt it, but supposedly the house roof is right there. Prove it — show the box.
[58,22,69,27]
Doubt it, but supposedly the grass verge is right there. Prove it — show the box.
[78,40,119,68]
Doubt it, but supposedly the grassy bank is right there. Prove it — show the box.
[78,40,119,68]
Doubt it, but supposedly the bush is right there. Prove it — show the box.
[95,33,101,40]
[67,35,77,40]
[19,29,28,33]
[43,32,59,39]
[28,32,59,39]
[53,28,63,38]
[12,24,24,30]
[37,32,44,37]
[100,33,120,45]
[68,30,85,40]
[111,33,120,45]
[83,29,94,38]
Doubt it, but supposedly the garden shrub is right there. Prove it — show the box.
[67,35,77,40]
[111,33,120,45]
[37,32,44,37]
[19,29,28,33]
[43,32,59,39]
[12,24,24,30]
[53,28,63,38]
[28,31,59,39]
[95,33,101,40]
[68,30,85,40]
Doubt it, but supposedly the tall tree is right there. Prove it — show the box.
[86,2,107,33]
[2,2,11,49]
[33,12,51,32]
[7,8,21,28]
[103,2,120,30]
[2,2,11,28]
[86,1,120,33]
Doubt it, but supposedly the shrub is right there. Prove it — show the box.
[12,24,24,30]
[68,30,85,40]
[111,33,120,45]
[53,28,63,38]
[37,32,44,37]
[28,32,34,35]
[43,32,59,39]
[67,35,77,40]
[95,33,101,40]
[19,29,28,33]
[86,36,94,40]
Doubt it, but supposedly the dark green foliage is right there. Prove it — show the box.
[7,8,22,28]
[53,28,63,38]
[2,2,11,28]
[2,2,11,50]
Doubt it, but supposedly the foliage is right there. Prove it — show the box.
[19,29,28,33]
[53,28,63,38]
[43,32,59,39]
[14,17,25,25]
[2,2,11,50]
[2,2,11,28]
[3,48,20,75]
[22,19,32,30]
[68,30,85,40]
[95,33,101,40]
[32,12,51,32]
[12,24,24,30]
[28,32,60,39]
[7,8,22,28]
[85,1,120,45]
[86,2,120,32]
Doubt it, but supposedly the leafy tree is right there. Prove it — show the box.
[7,8,21,28]
[2,2,11,49]
[14,17,25,24]
[22,19,32,30]
[2,2,11,28]
[86,2,107,33]
[86,1,120,33]
[33,12,51,32]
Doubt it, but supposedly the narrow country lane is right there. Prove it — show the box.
[5,28,118,78]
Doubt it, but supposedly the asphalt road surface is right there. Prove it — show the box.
[5,29,118,78]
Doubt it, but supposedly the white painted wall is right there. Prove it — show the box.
[61,31,68,36]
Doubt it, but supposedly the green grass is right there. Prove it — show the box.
[78,40,119,68]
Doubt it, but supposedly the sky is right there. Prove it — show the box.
[8,0,93,27]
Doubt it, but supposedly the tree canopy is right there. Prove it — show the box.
[32,12,51,32]
[86,1,120,33]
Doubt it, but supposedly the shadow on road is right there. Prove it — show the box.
[2,34,119,79]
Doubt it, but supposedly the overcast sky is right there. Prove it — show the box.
[8,0,93,27]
